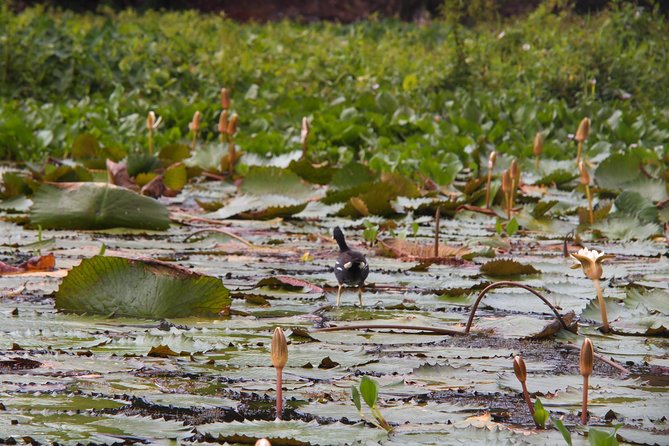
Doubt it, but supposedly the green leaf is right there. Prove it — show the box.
[330,162,376,191]
[72,133,100,160]
[535,169,577,187]
[506,217,519,236]
[588,425,621,446]
[551,417,573,446]
[163,163,187,191]
[159,143,191,164]
[351,385,362,413]
[595,152,640,190]
[359,376,378,409]
[55,256,230,318]
[532,398,549,429]
[242,166,317,201]
[30,183,170,230]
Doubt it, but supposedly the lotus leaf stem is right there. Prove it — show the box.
[314,324,466,336]
[561,344,629,374]
[464,281,569,334]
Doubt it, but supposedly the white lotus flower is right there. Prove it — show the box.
[570,247,614,281]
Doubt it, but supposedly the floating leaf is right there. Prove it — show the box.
[163,162,187,191]
[480,259,540,276]
[595,152,640,190]
[242,166,317,201]
[55,256,230,318]
[379,238,470,260]
[30,183,170,230]
[330,162,376,190]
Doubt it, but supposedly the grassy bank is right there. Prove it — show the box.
[0,3,668,176]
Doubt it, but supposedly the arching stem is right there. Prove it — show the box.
[465,281,569,334]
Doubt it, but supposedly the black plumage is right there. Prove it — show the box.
[333,226,369,306]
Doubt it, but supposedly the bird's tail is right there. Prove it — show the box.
[333,226,349,251]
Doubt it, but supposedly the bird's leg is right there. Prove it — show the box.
[358,285,363,307]
[336,284,343,306]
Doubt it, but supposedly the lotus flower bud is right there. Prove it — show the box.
[501,169,512,194]
[218,110,229,134]
[255,439,272,446]
[580,338,594,377]
[271,327,288,369]
[189,111,201,132]
[147,111,156,130]
[513,355,527,383]
[579,161,590,185]
[300,117,310,146]
[488,151,497,170]
[575,118,590,142]
[221,88,231,110]
[227,113,239,136]
[533,132,543,157]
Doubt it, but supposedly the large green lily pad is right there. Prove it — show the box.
[30,183,170,230]
[55,256,230,318]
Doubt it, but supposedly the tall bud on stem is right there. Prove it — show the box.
[189,111,201,151]
[513,355,534,416]
[579,338,594,425]
[220,87,231,110]
[227,113,239,174]
[485,151,497,209]
[533,132,543,170]
[300,117,310,159]
[579,161,594,225]
[146,111,161,156]
[575,117,590,165]
[271,327,288,420]
[501,169,513,220]
[510,159,520,213]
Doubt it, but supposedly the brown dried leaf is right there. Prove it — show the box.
[379,238,470,260]
[106,159,138,190]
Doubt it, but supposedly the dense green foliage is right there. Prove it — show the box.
[1,3,668,180]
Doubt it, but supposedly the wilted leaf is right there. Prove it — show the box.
[147,344,180,357]
[480,259,540,276]
[55,256,230,318]
[379,238,470,260]
[255,276,323,293]
[30,183,170,230]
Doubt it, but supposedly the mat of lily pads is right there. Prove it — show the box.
[0,194,668,445]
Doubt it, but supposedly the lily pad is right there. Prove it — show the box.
[480,259,540,277]
[55,256,230,318]
[30,183,170,230]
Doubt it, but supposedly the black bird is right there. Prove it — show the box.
[333,226,369,306]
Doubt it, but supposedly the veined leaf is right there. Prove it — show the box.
[55,256,230,318]
[30,183,170,230]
